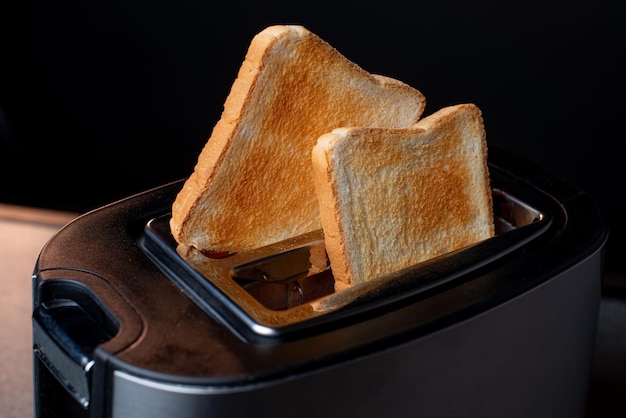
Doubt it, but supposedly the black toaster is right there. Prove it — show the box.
[32,147,608,418]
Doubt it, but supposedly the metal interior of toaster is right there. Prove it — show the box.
[230,188,543,310]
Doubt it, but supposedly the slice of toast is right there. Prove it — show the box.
[170,25,426,253]
[311,103,494,290]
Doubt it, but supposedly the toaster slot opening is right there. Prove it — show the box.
[141,170,556,341]
[231,240,334,310]
[226,188,543,311]
[492,188,543,233]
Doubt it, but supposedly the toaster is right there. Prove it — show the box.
[32,147,608,418]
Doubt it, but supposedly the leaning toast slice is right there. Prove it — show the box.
[170,25,426,253]
[312,103,494,290]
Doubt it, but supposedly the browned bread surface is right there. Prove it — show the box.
[312,103,494,289]
[169,25,426,253]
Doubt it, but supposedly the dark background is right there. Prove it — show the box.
[2,0,625,276]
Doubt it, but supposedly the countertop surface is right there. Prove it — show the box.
[1,204,625,418]
[0,204,78,418]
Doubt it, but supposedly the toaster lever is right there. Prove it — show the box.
[32,282,118,408]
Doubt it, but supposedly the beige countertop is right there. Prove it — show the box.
[0,204,79,418]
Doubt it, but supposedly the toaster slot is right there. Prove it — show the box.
[230,238,333,310]
[492,188,543,233]
[222,188,544,311]
[140,166,558,341]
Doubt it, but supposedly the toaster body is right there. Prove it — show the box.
[32,148,608,417]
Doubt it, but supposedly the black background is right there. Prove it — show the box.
[3,0,625,276]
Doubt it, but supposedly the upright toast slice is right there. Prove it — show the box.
[311,103,494,290]
[170,25,426,253]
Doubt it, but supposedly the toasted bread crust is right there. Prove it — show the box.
[170,25,426,252]
[312,104,494,288]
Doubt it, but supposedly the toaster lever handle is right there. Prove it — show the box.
[33,292,116,408]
